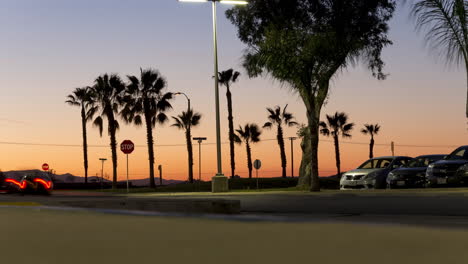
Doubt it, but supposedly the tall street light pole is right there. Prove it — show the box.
[178,0,248,193]
[289,137,297,178]
[175,92,192,153]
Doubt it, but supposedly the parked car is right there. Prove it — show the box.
[386,154,446,189]
[426,146,468,187]
[340,156,413,190]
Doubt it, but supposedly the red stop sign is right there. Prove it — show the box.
[120,140,135,154]
[42,163,49,171]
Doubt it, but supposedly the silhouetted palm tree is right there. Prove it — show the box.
[361,124,381,159]
[218,68,241,179]
[66,87,94,185]
[172,109,202,183]
[121,68,173,188]
[88,74,126,189]
[409,0,467,117]
[263,105,298,178]
[235,124,262,178]
[319,112,354,176]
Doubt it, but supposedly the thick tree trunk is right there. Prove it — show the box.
[298,128,311,187]
[226,88,236,178]
[308,107,321,192]
[297,80,329,192]
[246,142,252,179]
[369,136,374,159]
[186,129,194,183]
[144,109,156,189]
[81,107,88,185]
[277,125,287,178]
[108,117,118,189]
[466,64,468,118]
[334,135,341,176]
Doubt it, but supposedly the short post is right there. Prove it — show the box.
[391,141,395,156]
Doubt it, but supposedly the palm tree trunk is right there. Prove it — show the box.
[277,125,287,178]
[109,118,118,189]
[246,142,252,179]
[334,134,341,175]
[226,88,236,178]
[81,107,88,186]
[186,129,194,183]
[144,110,156,189]
[370,136,374,159]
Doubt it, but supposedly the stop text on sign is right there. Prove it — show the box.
[120,140,135,154]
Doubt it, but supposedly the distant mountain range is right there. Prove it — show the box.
[2,170,182,186]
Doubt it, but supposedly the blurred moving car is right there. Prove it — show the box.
[1,174,53,195]
[386,154,446,189]
[426,146,468,187]
[340,156,413,190]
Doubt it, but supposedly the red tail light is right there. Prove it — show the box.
[5,179,27,189]
[34,178,52,190]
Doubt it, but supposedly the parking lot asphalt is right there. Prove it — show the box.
[2,207,468,264]
[3,188,468,229]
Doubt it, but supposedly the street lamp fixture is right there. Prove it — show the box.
[178,0,248,193]
[174,92,191,112]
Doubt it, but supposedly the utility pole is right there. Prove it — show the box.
[193,137,207,191]
[289,137,297,177]
[99,158,107,189]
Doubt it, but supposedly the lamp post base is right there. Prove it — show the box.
[211,174,229,193]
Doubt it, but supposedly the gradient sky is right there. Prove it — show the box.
[0,0,466,181]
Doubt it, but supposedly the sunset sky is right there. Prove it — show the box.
[0,0,466,181]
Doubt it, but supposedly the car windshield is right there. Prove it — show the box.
[358,158,393,169]
[407,158,426,168]
[446,148,468,160]
[406,156,444,167]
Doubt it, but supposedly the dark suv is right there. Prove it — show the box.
[426,146,468,187]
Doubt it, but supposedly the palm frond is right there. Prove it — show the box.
[411,0,468,66]
[156,113,168,125]
[263,122,273,129]
[93,117,104,137]
[134,115,143,126]
[171,116,184,129]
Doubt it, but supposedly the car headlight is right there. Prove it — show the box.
[455,164,468,176]
[387,172,399,180]
[364,171,378,180]
[426,164,434,176]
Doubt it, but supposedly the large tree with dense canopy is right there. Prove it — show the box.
[226,0,396,191]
